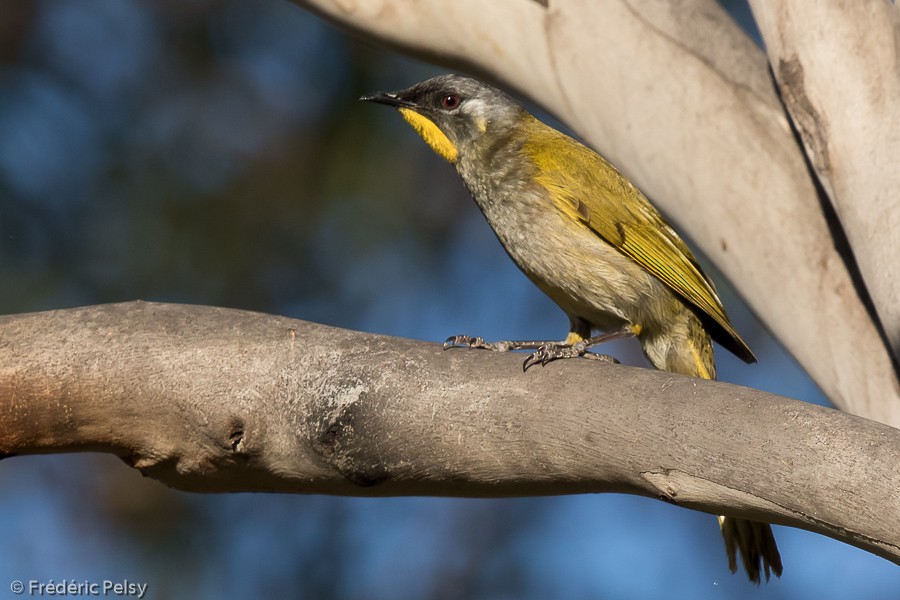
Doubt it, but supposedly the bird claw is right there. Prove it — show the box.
[522,344,579,371]
[443,335,478,350]
[443,335,510,352]
[522,344,618,371]
[445,334,619,369]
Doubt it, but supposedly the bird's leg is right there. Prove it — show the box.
[444,325,635,371]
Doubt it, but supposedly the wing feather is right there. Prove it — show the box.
[522,122,755,363]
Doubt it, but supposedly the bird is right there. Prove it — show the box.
[361,74,782,583]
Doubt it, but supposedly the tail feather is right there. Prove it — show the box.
[641,314,783,583]
[718,516,783,583]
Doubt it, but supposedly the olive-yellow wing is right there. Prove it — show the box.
[523,120,756,364]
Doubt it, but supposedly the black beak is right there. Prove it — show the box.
[360,91,417,109]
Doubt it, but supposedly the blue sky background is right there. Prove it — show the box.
[0,1,896,598]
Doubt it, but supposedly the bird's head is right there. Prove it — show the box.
[361,74,525,164]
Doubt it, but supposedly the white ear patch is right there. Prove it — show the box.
[460,97,491,134]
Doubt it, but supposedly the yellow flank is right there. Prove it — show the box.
[398,108,458,163]
[564,331,585,345]
[691,344,712,379]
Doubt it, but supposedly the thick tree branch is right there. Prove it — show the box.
[0,302,898,565]
[296,0,900,425]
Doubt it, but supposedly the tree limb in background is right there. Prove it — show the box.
[295,0,900,425]
[1,302,897,565]
[749,0,900,365]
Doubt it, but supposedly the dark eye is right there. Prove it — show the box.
[440,94,461,110]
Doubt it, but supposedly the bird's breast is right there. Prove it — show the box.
[458,162,671,331]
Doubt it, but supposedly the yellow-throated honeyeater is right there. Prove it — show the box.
[362,74,781,583]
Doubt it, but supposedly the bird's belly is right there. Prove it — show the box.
[484,199,669,332]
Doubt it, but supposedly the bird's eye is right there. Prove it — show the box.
[440,94,461,110]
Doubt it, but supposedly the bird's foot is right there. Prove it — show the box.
[443,335,552,353]
[443,333,620,371]
[444,335,508,352]
[521,342,618,371]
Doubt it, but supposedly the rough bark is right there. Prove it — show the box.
[295,0,900,425]
[0,302,898,565]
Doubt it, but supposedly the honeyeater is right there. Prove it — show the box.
[362,74,782,583]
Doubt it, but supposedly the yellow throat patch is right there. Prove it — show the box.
[398,108,458,163]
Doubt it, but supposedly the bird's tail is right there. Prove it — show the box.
[718,515,783,583]
[643,315,783,583]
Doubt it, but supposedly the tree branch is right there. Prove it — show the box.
[296,0,900,425]
[748,0,900,364]
[1,302,897,565]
